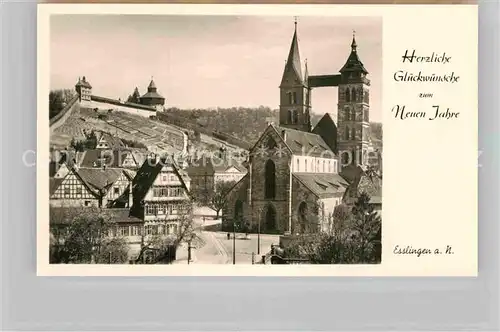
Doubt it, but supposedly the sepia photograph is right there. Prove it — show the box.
[46,13,383,266]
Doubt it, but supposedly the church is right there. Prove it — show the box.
[223,22,379,235]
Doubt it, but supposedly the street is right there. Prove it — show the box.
[173,207,280,264]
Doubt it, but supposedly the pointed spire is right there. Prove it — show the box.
[285,18,302,81]
[351,30,357,51]
[304,58,309,81]
[339,30,368,75]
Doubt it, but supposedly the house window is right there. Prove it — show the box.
[163,175,167,181]
[316,160,320,172]
[305,159,308,172]
[119,226,129,237]
[146,226,152,235]
[64,186,70,197]
[114,187,120,195]
[84,200,91,207]
[345,88,351,102]
[76,187,82,195]
[287,110,292,124]
[170,175,176,181]
[131,226,139,236]
[292,92,297,104]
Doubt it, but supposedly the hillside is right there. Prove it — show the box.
[166,107,383,148]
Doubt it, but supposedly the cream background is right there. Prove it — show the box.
[37,4,478,276]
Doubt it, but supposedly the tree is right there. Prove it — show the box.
[127,87,141,104]
[208,180,236,219]
[282,193,381,264]
[49,89,76,119]
[136,201,200,264]
[49,206,130,264]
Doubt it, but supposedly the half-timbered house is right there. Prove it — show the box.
[130,157,192,242]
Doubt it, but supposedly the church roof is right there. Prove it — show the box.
[286,25,302,81]
[280,22,306,87]
[275,125,336,158]
[339,35,368,75]
[294,173,349,198]
[312,113,338,153]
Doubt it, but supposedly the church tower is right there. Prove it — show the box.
[279,20,311,132]
[337,33,371,166]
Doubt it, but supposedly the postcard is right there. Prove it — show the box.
[37,3,478,276]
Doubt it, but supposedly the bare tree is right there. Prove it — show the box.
[208,180,236,219]
[137,200,200,264]
[49,205,130,264]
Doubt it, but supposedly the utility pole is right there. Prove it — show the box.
[232,220,236,265]
[257,214,261,255]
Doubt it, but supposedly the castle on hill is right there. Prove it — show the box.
[74,76,166,116]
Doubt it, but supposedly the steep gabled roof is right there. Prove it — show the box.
[277,125,336,158]
[132,157,189,202]
[50,178,64,195]
[312,113,338,153]
[77,168,125,192]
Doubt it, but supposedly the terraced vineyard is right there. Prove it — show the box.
[51,107,187,153]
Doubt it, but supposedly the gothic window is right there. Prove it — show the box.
[364,109,369,122]
[351,128,356,140]
[292,92,297,105]
[264,159,276,199]
[345,127,350,140]
[351,109,356,121]
[287,92,292,105]
[287,110,292,124]
[344,106,350,121]
[352,88,357,102]
[341,152,349,165]
[266,137,277,150]
[363,89,369,103]
[292,110,298,124]
[345,88,350,102]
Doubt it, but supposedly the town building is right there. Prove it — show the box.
[129,156,192,245]
[50,166,135,208]
[223,23,380,235]
[187,156,247,198]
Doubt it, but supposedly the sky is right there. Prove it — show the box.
[50,15,382,122]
